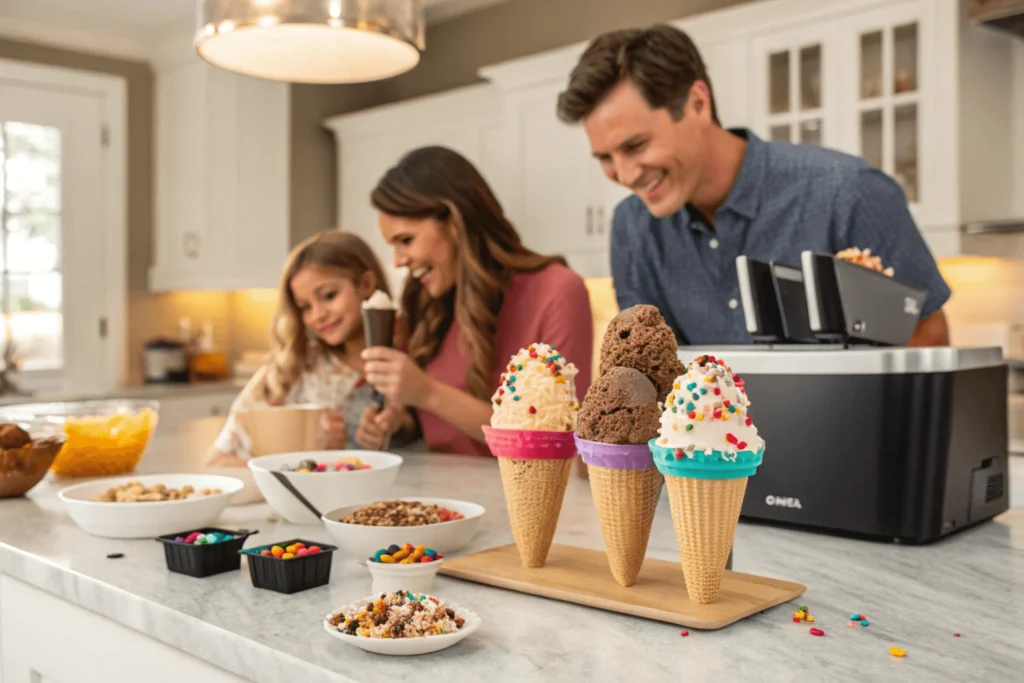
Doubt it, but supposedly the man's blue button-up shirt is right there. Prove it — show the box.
[609,128,951,344]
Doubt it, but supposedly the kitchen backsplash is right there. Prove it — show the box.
[127,290,276,385]
[126,255,1023,384]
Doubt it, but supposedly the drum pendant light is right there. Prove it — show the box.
[195,0,425,84]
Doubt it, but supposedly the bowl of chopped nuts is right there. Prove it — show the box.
[321,498,485,561]
[57,473,244,539]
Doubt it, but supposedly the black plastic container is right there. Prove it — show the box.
[239,539,337,594]
[157,528,258,578]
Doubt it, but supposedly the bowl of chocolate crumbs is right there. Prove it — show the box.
[321,497,485,562]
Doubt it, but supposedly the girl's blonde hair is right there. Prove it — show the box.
[254,231,390,405]
[370,146,564,401]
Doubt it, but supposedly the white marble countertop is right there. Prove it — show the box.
[1,450,1022,683]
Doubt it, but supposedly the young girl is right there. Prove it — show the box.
[207,231,413,469]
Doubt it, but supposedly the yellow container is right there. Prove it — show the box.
[0,400,159,478]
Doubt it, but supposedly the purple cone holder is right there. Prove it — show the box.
[574,435,656,470]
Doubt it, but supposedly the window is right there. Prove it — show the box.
[0,121,63,372]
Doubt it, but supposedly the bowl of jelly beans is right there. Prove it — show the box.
[157,527,258,578]
[366,543,444,595]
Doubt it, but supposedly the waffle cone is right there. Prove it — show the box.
[497,457,573,568]
[664,475,747,604]
[588,464,663,587]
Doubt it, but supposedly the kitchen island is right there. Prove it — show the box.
[0,450,1022,683]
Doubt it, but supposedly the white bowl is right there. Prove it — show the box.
[58,474,244,539]
[248,451,402,524]
[323,596,481,656]
[366,557,444,595]
[321,497,485,561]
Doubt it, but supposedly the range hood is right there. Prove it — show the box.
[960,219,1024,258]
[969,0,1024,37]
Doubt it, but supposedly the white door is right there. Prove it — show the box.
[0,80,110,392]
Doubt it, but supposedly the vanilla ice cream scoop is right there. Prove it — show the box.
[490,343,579,431]
[362,289,396,310]
[655,354,763,458]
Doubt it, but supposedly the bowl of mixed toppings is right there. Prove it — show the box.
[323,591,480,656]
[321,498,485,561]
[248,450,402,525]
[57,473,243,538]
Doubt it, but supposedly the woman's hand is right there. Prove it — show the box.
[354,404,404,450]
[317,409,348,449]
[362,348,434,409]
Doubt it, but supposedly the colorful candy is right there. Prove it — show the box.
[889,646,906,657]
[368,543,443,564]
[175,531,235,545]
[280,457,371,473]
[809,628,825,636]
[258,542,322,559]
[792,605,815,624]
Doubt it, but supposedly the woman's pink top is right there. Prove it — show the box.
[420,263,594,456]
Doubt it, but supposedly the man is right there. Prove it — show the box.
[556,24,950,347]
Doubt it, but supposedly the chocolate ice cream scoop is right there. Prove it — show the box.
[577,367,661,445]
[599,305,683,399]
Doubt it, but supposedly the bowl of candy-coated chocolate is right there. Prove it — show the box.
[366,543,444,594]
[248,450,402,525]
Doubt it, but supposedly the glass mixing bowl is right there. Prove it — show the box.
[0,400,159,478]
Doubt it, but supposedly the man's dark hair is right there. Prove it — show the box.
[557,24,719,126]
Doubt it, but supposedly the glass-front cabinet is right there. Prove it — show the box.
[751,26,837,149]
[749,0,946,229]
[852,20,920,202]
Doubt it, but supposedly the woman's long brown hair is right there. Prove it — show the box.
[254,230,390,405]
[370,146,564,401]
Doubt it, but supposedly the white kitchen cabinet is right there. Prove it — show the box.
[325,85,503,295]
[323,0,1019,272]
[0,575,247,682]
[746,0,1017,256]
[750,24,839,149]
[478,79,614,263]
[151,58,290,292]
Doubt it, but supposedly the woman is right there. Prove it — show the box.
[361,146,594,456]
[208,231,413,469]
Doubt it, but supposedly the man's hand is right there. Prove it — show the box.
[909,308,950,347]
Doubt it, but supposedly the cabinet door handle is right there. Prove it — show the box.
[585,206,594,236]
[182,232,200,260]
[596,207,605,235]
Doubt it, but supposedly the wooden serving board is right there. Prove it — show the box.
[439,544,805,630]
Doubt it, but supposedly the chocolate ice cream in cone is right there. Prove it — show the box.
[649,353,765,604]
[575,367,663,587]
[483,343,580,569]
[361,289,396,350]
